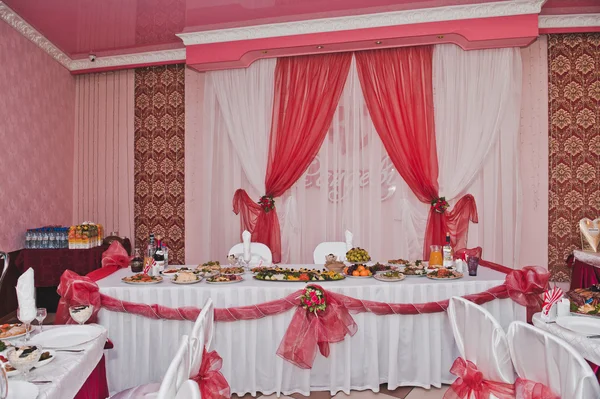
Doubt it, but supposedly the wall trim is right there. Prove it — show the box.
[539,14,600,29]
[177,0,546,45]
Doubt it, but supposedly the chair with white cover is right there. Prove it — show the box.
[507,321,600,399]
[190,298,215,377]
[313,242,347,264]
[447,297,516,388]
[111,335,198,399]
[228,242,272,265]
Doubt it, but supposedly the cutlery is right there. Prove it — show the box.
[586,335,600,338]
[31,381,52,384]
[55,349,84,353]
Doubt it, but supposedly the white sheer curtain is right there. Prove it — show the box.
[433,44,523,267]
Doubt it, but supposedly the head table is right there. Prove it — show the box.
[96,265,525,396]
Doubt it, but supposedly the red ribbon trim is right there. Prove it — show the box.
[443,357,515,399]
[191,347,230,399]
[514,378,559,399]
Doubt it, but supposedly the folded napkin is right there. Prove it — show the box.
[16,268,36,322]
[242,230,251,262]
[345,230,353,251]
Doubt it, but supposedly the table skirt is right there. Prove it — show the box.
[74,356,109,399]
[97,269,525,395]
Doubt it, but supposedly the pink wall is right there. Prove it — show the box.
[0,20,75,252]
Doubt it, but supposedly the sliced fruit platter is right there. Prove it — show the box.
[254,268,345,282]
[206,275,244,284]
[219,266,245,275]
[374,270,406,282]
[122,274,163,284]
[0,324,28,340]
[427,269,463,280]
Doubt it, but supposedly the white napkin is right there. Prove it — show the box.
[345,230,354,250]
[16,268,36,322]
[242,230,252,262]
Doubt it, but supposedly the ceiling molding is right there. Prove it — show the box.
[0,1,72,69]
[177,0,546,45]
[0,1,185,72]
[539,14,600,28]
[69,49,186,71]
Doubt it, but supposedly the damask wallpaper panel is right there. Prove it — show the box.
[134,64,185,264]
[548,33,600,282]
[0,20,75,252]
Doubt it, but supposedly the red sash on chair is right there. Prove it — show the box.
[444,357,515,399]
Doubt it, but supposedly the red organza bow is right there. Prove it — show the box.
[515,378,559,399]
[505,266,549,310]
[55,270,102,324]
[86,241,131,281]
[444,357,515,399]
[192,348,230,399]
[276,285,357,369]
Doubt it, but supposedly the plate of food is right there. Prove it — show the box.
[206,275,244,284]
[345,247,371,263]
[427,269,463,280]
[171,271,202,285]
[196,262,221,276]
[254,268,345,282]
[122,274,163,284]
[160,268,180,277]
[402,263,427,277]
[0,324,28,341]
[343,264,373,278]
[0,349,55,377]
[219,267,245,275]
[387,259,410,267]
[374,270,406,282]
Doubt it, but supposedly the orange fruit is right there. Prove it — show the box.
[359,269,370,276]
[357,266,365,272]
[352,270,360,276]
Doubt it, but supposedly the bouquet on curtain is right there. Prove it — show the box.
[431,197,450,214]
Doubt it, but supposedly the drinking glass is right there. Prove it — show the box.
[69,305,94,325]
[468,256,480,276]
[36,308,47,333]
[0,365,7,399]
[7,346,42,381]
[16,309,35,342]
[429,245,443,267]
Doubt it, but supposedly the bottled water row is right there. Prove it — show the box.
[25,227,70,249]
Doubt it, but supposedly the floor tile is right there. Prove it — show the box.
[404,386,449,399]
[379,384,414,399]
[332,389,386,399]
[290,391,332,399]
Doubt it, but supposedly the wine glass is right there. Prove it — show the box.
[36,308,47,333]
[16,309,35,342]
[69,305,94,325]
[7,346,42,381]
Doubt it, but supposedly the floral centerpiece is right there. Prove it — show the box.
[431,197,449,214]
[300,286,326,314]
[258,195,275,213]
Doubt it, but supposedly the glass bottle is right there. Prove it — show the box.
[131,248,144,273]
[442,232,454,268]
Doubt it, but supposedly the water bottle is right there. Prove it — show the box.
[42,229,49,249]
[49,230,56,249]
[33,230,40,249]
[25,231,31,249]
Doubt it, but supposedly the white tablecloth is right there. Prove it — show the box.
[532,313,600,365]
[7,324,108,399]
[97,266,525,395]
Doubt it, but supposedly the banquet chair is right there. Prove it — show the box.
[190,298,214,377]
[111,335,198,399]
[507,321,600,399]
[174,380,200,399]
[228,242,272,265]
[313,242,347,264]
[447,297,516,388]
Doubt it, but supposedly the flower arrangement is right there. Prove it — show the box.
[300,286,326,314]
[258,195,275,213]
[431,197,449,214]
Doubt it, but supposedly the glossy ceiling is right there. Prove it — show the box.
[4,0,599,59]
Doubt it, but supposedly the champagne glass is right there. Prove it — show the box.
[69,305,94,325]
[16,309,35,342]
[7,345,42,381]
[36,308,47,333]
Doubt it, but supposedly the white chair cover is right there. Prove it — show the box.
[228,242,272,265]
[313,242,347,264]
[175,380,201,399]
[190,298,215,377]
[447,297,515,384]
[508,321,600,399]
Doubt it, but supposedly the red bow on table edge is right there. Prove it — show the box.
[444,358,515,399]
[515,378,559,399]
[505,266,549,322]
[192,347,230,399]
[87,241,132,281]
[276,285,357,369]
[55,270,102,324]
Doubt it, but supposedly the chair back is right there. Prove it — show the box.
[228,243,272,264]
[190,298,214,377]
[313,242,347,264]
[156,335,191,399]
[508,321,600,399]
[447,296,515,384]
[174,380,201,399]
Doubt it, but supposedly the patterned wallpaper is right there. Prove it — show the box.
[0,20,75,252]
[134,64,185,263]
[548,33,600,282]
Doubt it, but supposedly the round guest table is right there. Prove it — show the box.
[96,266,525,395]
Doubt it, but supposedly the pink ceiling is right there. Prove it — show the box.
[4,0,599,59]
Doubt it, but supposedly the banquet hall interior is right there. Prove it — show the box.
[1,0,600,398]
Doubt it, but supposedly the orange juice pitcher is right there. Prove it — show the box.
[429,245,443,267]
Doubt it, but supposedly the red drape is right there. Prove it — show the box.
[234,53,352,262]
[355,47,477,259]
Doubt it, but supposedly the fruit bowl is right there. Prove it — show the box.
[343,264,373,278]
[345,247,371,263]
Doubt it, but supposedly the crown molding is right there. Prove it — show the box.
[177,0,546,45]
[0,1,185,72]
[539,14,600,28]
[0,1,72,69]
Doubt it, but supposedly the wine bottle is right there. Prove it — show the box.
[442,232,454,268]
[154,236,165,273]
